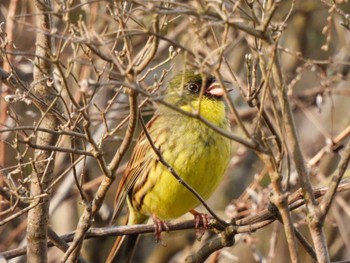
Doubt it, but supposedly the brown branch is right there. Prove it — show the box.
[259,152,300,263]
[0,0,18,217]
[63,88,139,262]
[185,225,236,263]
[136,3,270,40]
[0,68,66,124]
[0,126,87,140]
[308,124,350,168]
[18,139,94,157]
[2,179,350,261]
[269,38,330,262]
[25,0,62,262]
[244,23,300,261]
[0,180,85,262]
[319,140,350,222]
[132,15,159,74]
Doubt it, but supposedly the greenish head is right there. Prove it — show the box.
[164,71,225,106]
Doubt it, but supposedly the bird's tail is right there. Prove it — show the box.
[106,232,140,263]
[106,209,148,263]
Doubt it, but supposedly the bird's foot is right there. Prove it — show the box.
[190,209,211,241]
[152,214,169,246]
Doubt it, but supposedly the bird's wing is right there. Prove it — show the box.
[111,114,159,222]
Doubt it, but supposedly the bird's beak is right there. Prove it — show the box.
[206,82,232,98]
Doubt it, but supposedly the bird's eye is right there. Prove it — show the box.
[188,83,199,93]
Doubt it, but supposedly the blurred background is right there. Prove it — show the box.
[1,0,350,262]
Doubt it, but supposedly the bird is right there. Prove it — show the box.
[107,71,231,263]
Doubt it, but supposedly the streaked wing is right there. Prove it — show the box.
[111,114,159,221]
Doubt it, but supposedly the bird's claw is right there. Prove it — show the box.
[152,214,169,246]
[191,210,211,241]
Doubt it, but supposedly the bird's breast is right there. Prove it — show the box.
[137,114,231,220]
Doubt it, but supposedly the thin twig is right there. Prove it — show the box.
[319,140,350,222]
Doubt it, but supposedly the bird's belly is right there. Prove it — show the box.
[139,126,230,220]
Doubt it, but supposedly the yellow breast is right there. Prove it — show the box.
[136,97,231,219]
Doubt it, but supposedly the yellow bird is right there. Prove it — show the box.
[107,71,231,262]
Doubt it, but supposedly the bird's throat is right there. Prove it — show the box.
[179,98,227,126]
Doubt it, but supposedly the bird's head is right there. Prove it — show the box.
[164,71,225,107]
